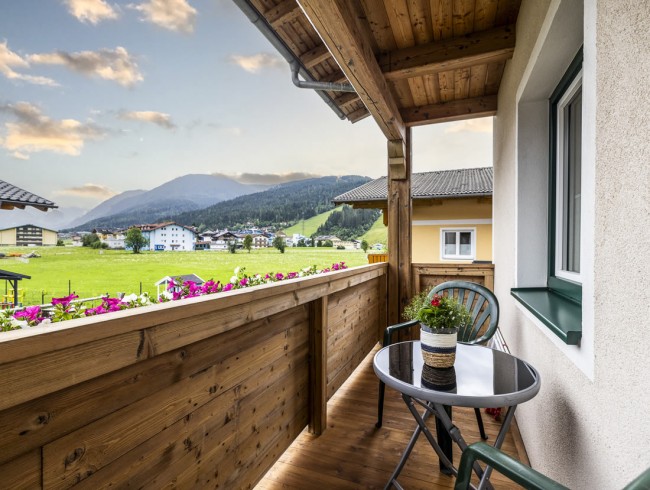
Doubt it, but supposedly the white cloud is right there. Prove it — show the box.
[11,151,29,160]
[29,47,143,87]
[0,102,105,158]
[129,0,197,33]
[65,0,119,24]
[0,41,58,86]
[444,118,493,134]
[212,172,321,185]
[228,53,284,74]
[119,110,176,129]
[55,183,117,200]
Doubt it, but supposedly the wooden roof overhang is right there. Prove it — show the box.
[239,0,521,139]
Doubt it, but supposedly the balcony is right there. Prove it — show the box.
[0,262,518,489]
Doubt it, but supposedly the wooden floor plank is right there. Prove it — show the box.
[256,345,528,489]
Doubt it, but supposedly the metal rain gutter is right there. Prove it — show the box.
[232,0,355,119]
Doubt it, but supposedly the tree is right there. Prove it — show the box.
[323,239,333,247]
[361,239,369,253]
[243,234,253,253]
[125,228,148,254]
[228,240,237,254]
[82,233,100,247]
[272,236,285,253]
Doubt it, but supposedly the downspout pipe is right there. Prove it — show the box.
[289,62,356,93]
[232,0,355,119]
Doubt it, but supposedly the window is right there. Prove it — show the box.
[441,229,475,260]
[549,49,583,302]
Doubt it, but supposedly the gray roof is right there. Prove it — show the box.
[333,167,492,204]
[0,180,57,210]
[155,274,205,286]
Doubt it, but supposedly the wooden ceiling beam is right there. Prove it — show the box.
[379,25,516,81]
[300,45,331,69]
[346,107,370,123]
[318,71,347,84]
[333,92,361,108]
[402,95,498,126]
[298,0,406,142]
[265,0,302,27]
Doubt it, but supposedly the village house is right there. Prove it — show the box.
[0,224,58,247]
[334,167,493,263]
[134,222,197,252]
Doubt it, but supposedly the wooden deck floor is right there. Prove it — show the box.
[256,345,527,489]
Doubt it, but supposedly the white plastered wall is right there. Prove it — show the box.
[493,0,650,487]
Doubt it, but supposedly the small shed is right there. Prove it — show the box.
[155,274,205,297]
[0,269,31,307]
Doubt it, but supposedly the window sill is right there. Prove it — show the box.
[510,288,582,345]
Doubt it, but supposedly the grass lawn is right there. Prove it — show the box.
[0,246,369,306]
[360,216,388,247]
[282,208,340,237]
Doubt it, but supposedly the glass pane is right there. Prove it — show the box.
[444,232,456,255]
[459,232,472,256]
[563,89,581,273]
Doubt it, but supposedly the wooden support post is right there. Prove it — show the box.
[387,129,413,334]
[309,296,328,435]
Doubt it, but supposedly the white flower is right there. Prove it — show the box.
[230,276,238,284]
[122,293,138,303]
[39,318,52,325]
[234,267,241,275]
[13,319,28,329]
[160,291,173,300]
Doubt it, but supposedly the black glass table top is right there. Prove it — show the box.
[373,341,541,408]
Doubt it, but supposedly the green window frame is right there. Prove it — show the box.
[511,48,584,346]
[548,48,583,304]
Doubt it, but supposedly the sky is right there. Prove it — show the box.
[0,0,492,212]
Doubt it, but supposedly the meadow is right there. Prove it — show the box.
[0,246,369,306]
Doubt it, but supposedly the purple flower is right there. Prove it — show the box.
[240,278,249,286]
[14,305,42,323]
[275,273,284,281]
[287,272,297,279]
[222,283,234,292]
[51,293,79,309]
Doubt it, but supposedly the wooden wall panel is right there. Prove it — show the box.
[0,264,387,489]
[412,263,495,293]
[0,450,41,490]
[325,277,384,397]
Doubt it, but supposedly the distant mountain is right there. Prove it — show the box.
[68,174,269,230]
[0,206,86,231]
[66,190,146,228]
[174,175,372,230]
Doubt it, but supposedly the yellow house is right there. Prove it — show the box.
[0,224,58,246]
[333,167,492,264]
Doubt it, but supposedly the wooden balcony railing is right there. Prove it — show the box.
[0,263,387,489]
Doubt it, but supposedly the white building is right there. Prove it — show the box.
[139,222,197,252]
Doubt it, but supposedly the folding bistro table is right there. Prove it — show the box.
[373,341,540,490]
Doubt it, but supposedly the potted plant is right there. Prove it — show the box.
[406,291,471,368]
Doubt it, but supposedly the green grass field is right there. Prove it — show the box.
[283,208,340,236]
[360,217,388,247]
[0,246,369,306]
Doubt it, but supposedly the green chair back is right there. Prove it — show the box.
[430,281,499,345]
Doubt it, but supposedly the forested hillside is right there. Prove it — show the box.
[175,176,370,229]
[315,205,380,240]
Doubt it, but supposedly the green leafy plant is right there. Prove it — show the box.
[405,292,471,331]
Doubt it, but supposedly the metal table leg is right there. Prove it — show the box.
[384,394,455,490]
[386,395,519,490]
[432,402,518,490]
